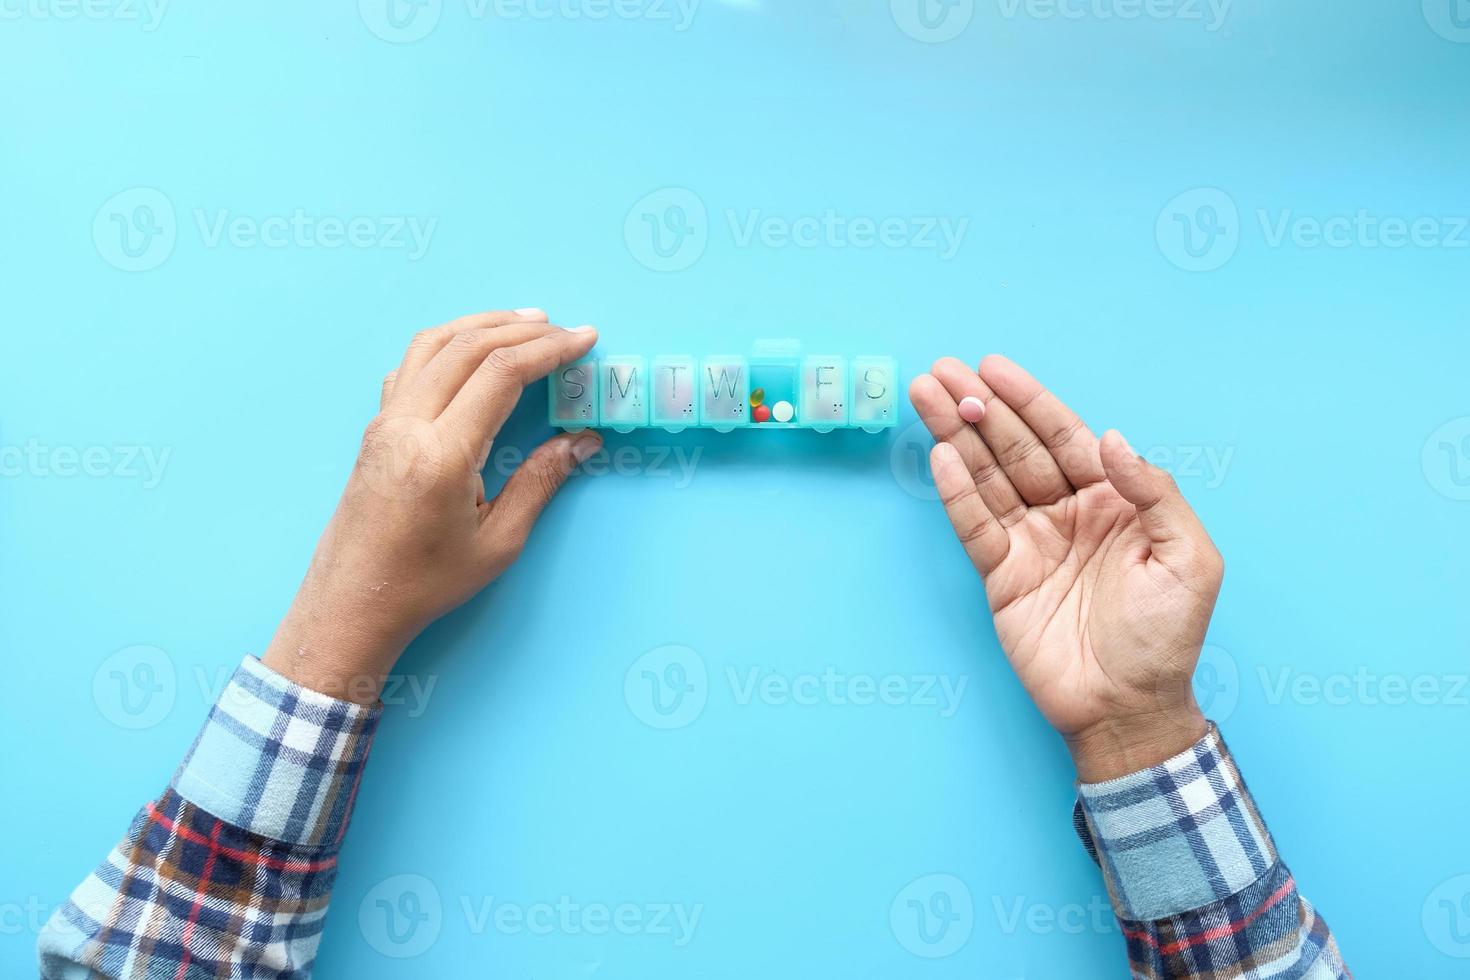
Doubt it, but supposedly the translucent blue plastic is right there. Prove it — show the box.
[548,340,898,434]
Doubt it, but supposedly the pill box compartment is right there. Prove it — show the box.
[748,350,800,429]
[600,355,649,433]
[549,356,598,430]
[650,355,698,432]
[700,355,750,431]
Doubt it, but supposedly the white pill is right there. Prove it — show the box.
[771,400,794,423]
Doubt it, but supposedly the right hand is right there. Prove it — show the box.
[262,309,603,702]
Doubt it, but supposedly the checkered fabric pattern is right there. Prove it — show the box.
[39,656,380,979]
[1075,724,1351,978]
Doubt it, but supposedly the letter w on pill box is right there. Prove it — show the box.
[549,340,898,434]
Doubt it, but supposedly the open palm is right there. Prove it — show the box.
[911,356,1223,778]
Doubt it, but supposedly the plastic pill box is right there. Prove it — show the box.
[549,340,898,434]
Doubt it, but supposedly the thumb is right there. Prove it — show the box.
[1100,429,1220,577]
[484,431,602,559]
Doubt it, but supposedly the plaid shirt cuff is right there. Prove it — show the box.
[172,655,381,849]
[1073,724,1277,921]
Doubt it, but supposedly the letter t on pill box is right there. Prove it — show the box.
[651,355,698,431]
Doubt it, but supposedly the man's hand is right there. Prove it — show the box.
[262,309,602,703]
[910,355,1222,781]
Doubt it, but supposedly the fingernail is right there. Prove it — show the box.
[514,307,546,318]
[1115,431,1134,456]
[569,324,596,333]
[957,396,986,424]
[572,434,601,462]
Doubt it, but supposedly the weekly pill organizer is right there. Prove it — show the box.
[549,340,899,434]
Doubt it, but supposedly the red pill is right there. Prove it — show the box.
[753,404,772,423]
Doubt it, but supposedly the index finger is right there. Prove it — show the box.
[439,327,598,451]
[977,354,1106,490]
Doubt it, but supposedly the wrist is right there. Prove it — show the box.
[1064,704,1208,783]
[261,589,414,706]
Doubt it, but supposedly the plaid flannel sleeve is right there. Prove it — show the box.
[39,655,380,980]
[1073,724,1351,979]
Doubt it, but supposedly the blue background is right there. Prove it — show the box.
[3,1,1468,977]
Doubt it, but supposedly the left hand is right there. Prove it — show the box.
[910,355,1223,781]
